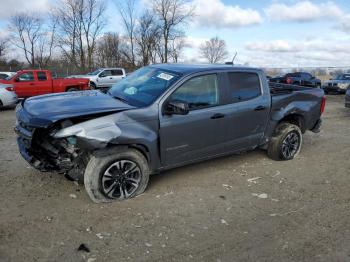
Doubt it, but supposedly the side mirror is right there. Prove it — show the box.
[14,78,19,82]
[99,73,106,78]
[164,100,189,115]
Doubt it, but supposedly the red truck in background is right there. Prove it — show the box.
[0,70,90,98]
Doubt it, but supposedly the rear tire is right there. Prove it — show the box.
[0,99,3,109]
[267,123,302,161]
[84,147,150,203]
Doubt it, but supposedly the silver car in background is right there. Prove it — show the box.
[0,84,18,108]
[0,72,16,80]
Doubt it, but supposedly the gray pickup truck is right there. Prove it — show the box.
[15,64,325,203]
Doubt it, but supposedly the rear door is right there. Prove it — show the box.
[98,70,114,87]
[159,73,228,167]
[110,69,125,85]
[35,71,52,95]
[14,71,36,98]
[220,71,270,150]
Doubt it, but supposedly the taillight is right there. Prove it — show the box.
[320,96,326,114]
[5,87,14,91]
[286,77,292,84]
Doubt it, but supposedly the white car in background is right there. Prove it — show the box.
[68,68,126,89]
[0,84,18,108]
[0,72,16,80]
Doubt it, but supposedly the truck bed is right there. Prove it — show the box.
[269,82,314,95]
[266,81,324,136]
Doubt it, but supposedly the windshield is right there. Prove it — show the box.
[87,69,103,75]
[335,74,350,80]
[108,67,180,107]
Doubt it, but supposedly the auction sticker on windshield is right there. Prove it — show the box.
[157,73,174,81]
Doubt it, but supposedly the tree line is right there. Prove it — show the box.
[0,0,230,74]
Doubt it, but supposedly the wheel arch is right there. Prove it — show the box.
[65,86,80,91]
[277,113,306,133]
[104,143,156,172]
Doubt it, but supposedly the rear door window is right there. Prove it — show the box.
[37,71,48,81]
[227,72,261,103]
[112,69,124,76]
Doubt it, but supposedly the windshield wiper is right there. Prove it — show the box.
[111,94,130,104]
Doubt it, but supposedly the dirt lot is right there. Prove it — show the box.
[0,95,350,262]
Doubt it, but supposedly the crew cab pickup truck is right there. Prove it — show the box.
[0,70,90,98]
[270,72,321,88]
[15,64,325,203]
[68,68,126,89]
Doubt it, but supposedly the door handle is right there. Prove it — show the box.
[254,105,266,111]
[110,77,113,79]
[211,113,225,119]
[29,83,35,86]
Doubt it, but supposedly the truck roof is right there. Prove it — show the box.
[150,63,261,75]
[17,69,50,73]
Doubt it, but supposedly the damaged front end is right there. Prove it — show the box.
[16,119,90,181]
[15,110,122,182]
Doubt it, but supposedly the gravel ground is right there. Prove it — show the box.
[0,95,349,262]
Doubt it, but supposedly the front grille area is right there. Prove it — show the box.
[328,83,338,87]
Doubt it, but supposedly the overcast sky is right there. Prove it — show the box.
[0,0,350,68]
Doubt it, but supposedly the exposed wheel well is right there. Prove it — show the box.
[278,114,306,133]
[105,143,150,164]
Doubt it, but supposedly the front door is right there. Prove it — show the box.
[159,73,228,168]
[14,71,36,98]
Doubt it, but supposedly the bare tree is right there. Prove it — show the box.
[0,38,7,59]
[199,36,228,64]
[95,32,122,67]
[9,13,43,67]
[135,11,161,66]
[169,37,186,63]
[114,0,137,67]
[54,0,106,70]
[35,15,58,68]
[151,0,194,63]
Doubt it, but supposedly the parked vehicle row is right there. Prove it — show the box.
[15,64,325,203]
[269,72,321,88]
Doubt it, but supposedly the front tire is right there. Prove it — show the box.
[84,147,150,203]
[267,123,302,161]
[89,82,97,89]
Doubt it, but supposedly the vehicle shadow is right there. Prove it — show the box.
[148,149,268,191]
[0,105,16,111]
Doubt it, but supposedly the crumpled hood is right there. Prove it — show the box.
[23,90,135,123]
